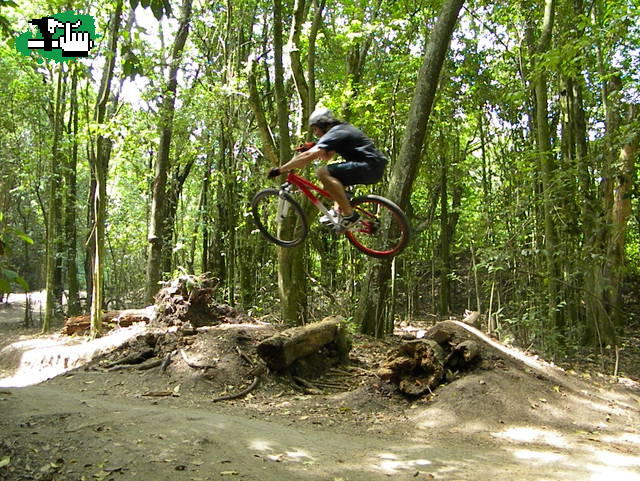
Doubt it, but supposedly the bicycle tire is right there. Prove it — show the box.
[345,195,410,258]
[251,188,308,247]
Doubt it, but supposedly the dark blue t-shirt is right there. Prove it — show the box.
[316,123,388,167]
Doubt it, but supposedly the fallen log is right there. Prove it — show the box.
[256,316,351,371]
[62,311,119,335]
[61,308,154,336]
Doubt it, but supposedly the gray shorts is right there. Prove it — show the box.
[327,161,385,187]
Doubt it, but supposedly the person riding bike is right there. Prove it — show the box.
[268,108,388,230]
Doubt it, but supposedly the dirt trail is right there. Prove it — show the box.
[2,376,639,481]
[1,296,639,481]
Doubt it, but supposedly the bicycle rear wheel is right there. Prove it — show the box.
[251,188,308,247]
[345,195,410,258]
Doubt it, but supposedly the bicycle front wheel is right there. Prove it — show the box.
[345,195,410,258]
[251,188,308,247]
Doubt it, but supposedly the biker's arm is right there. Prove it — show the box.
[278,145,333,173]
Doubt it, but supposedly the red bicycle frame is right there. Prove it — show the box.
[283,172,376,235]
[251,170,409,257]
[284,172,330,208]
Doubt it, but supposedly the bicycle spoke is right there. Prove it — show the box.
[345,196,410,258]
[251,189,308,247]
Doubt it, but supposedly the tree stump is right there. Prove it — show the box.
[378,321,482,397]
[378,339,446,396]
[153,274,250,327]
[446,339,480,369]
[256,316,351,371]
[154,274,220,327]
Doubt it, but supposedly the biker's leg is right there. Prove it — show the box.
[316,166,354,217]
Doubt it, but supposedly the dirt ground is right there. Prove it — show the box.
[1,293,639,481]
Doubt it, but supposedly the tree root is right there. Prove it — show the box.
[102,348,154,369]
[160,350,175,373]
[210,346,267,402]
[292,375,349,392]
[211,376,261,402]
[287,374,323,394]
[106,359,161,372]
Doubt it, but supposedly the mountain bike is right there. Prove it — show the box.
[251,171,410,259]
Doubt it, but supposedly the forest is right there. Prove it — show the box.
[0,0,639,364]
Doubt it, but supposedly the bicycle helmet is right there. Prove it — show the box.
[308,107,338,129]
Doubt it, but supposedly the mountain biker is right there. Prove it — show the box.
[268,108,388,230]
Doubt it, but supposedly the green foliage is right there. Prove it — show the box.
[0,213,32,294]
[0,267,29,293]
[0,0,17,37]
[0,0,638,358]
[130,0,172,20]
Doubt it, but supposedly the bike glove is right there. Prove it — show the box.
[267,168,281,179]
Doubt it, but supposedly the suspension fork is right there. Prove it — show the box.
[276,183,293,224]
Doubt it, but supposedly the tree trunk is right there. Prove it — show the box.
[89,0,124,337]
[557,0,592,336]
[161,158,194,276]
[356,0,465,336]
[288,0,310,123]
[53,70,67,309]
[273,0,308,324]
[246,58,279,166]
[606,105,639,325]
[582,6,628,345]
[64,65,81,316]
[532,0,561,331]
[273,0,290,161]
[200,150,213,273]
[307,0,326,116]
[144,0,193,303]
[439,150,451,316]
[43,65,65,333]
